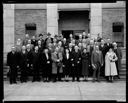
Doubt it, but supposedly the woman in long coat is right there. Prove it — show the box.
[81,48,89,81]
[105,47,118,82]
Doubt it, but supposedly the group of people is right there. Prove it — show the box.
[7,32,122,84]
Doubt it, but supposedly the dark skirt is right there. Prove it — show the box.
[82,60,89,76]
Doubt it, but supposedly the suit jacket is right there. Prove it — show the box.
[104,43,113,54]
[31,39,37,47]
[73,51,82,67]
[51,43,57,53]
[19,51,27,69]
[76,39,82,45]
[52,51,63,73]
[63,52,70,67]
[69,50,75,67]
[26,50,33,66]
[7,51,18,68]
[22,39,29,46]
[38,45,43,53]
[91,50,103,67]
[32,51,40,68]
[99,44,106,59]
[62,42,69,50]
[114,47,122,70]
[51,52,58,74]
[41,52,52,67]
[44,37,53,48]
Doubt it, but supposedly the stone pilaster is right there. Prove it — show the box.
[47,4,58,37]
[90,3,102,39]
[3,4,15,63]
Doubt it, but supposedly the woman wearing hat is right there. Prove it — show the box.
[105,47,118,82]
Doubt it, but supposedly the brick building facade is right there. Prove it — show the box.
[3,1,126,63]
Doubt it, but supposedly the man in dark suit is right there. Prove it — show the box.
[37,40,43,54]
[97,33,102,42]
[26,44,33,79]
[68,43,74,78]
[19,46,28,83]
[67,34,74,44]
[62,38,69,50]
[63,48,70,81]
[76,35,83,45]
[88,40,94,77]
[69,43,74,53]
[113,42,122,79]
[91,45,104,82]
[69,48,75,81]
[38,34,45,49]
[104,38,113,54]
[44,32,53,48]
[99,39,106,77]
[32,46,40,82]
[31,36,37,48]
[7,46,18,84]
[41,48,52,82]
[22,34,29,46]
[82,32,88,39]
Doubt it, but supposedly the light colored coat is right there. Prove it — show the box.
[51,52,63,74]
[51,52,58,74]
[105,52,118,76]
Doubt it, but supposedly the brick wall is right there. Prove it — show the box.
[15,9,47,43]
[102,8,126,42]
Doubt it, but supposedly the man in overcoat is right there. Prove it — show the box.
[91,45,104,82]
[26,44,33,78]
[41,48,52,82]
[7,46,19,84]
[51,47,59,82]
[32,46,40,82]
[73,46,82,81]
[99,39,106,77]
[113,42,122,79]
[19,46,28,83]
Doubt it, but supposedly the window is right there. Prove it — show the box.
[25,23,36,30]
[113,22,123,32]
[25,23,36,36]
[112,22,124,47]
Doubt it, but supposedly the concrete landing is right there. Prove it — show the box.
[4,80,126,101]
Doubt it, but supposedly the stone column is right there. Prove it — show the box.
[47,4,58,37]
[90,3,102,39]
[3,4,15,63]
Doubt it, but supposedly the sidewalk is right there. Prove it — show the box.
[4,79,126,101]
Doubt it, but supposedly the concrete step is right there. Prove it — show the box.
[3,64,126,81]
[120,71,126,75]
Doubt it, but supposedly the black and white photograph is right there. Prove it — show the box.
[3,1,126,101]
